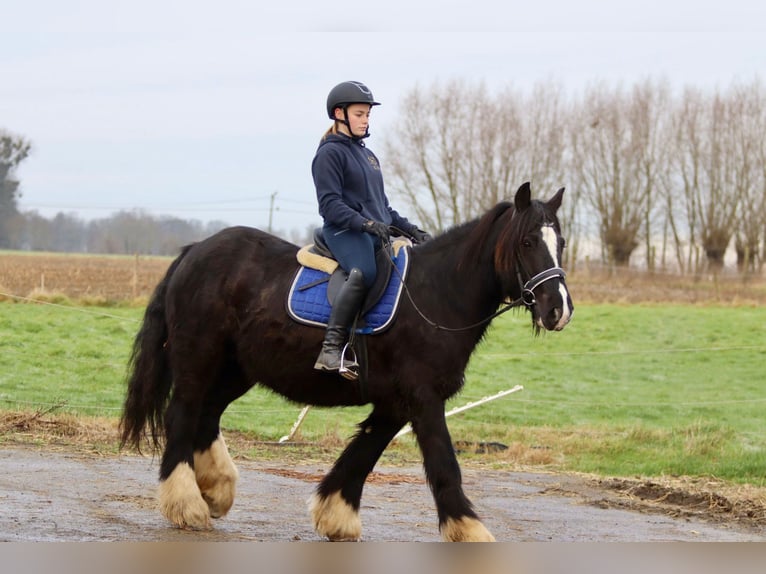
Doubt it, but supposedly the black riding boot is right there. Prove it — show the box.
[314,268,367,380]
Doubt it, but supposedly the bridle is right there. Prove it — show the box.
[517,266,567,307]
[382,241,567,333]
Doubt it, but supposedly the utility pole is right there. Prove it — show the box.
[268,190,278,233]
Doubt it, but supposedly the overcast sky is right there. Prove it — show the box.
[2,0,764,236]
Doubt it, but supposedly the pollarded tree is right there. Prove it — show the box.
[728,80,766,273]
[569,80,670,267]
[671,87,742,272]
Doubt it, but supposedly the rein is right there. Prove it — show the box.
[381,242,566,333]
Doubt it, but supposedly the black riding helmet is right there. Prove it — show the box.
[326,81,381,138]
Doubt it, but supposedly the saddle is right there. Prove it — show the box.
[286,229,411,334]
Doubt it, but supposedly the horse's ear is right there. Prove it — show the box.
[548,187,565,212]
[514,181,531,211]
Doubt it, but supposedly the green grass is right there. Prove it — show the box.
[1,300,764,484]
[453,305,766,482]
[0,304,139,414]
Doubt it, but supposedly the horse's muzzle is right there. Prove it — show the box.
[535,284,573,332]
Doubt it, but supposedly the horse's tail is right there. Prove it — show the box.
[119,245,193,453]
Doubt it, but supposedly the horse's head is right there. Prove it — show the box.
[499,182,574,332]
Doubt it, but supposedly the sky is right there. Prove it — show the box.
[2,0,764,237]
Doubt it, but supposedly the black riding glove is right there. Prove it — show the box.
[362,220,390,242]
[410,228,432,244]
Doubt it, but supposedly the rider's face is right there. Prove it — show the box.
[335,103,371,137]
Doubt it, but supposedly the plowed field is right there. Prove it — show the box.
[1,252,170,302]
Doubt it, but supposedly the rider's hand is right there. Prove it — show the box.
[410,228,432,244]
[362,220,390,242]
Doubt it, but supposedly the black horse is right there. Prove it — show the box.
[120,182,573,542]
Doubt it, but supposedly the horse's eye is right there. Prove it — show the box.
[559,237,567,249]
[522,239,533,248]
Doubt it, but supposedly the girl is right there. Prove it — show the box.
[312,80,430,379]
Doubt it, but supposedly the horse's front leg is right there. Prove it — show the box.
[193,431,239,519]
[191,379,252,519]
[310,409,404,541]
[412,400,495,542]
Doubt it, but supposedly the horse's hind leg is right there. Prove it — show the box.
[310,408,405,541]
[158,390,212,529]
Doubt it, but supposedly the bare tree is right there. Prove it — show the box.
[728,79,766,273]
[570,80,669,266]
[666,88,703,273]
[383,80,485,232]
[0,130,32,247]
[633,80,672,271]
[704,91,741,270]
[759,91,766,271]
[383,80,571,236]
[671,86,742,272]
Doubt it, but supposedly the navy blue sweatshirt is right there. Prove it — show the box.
[312,133,416,234]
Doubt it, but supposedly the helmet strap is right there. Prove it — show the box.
[335,107,370,140]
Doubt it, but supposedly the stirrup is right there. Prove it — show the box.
[338,342,359,381]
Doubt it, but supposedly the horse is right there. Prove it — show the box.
[119,181,573,542]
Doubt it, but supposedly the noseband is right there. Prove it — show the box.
[518,266,567,307]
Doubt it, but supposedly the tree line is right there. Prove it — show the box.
[13,210,229,255]
[0,129,228,255]
[383,78,766,274]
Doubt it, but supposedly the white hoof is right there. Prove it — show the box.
[158,462,212,530]
[194,433,239,518]
[441,516,496,542]
[309,491,362,541]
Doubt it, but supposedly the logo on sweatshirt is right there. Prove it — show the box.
[366,153,380,171]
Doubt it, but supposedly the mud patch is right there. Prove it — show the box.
[596,477,766,527]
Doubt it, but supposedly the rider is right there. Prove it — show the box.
[312,80,431,380]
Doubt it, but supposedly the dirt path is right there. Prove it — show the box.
[1,447,763,542]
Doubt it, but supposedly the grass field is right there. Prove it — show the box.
[1,292,764,485]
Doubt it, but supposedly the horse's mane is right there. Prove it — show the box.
[454,202,512,272]
[454,200,560,275]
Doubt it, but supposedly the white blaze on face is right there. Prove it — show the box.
[541,224,573,329]
[541,225,560,267]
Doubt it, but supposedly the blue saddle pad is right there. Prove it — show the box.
[286,247,410,334]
